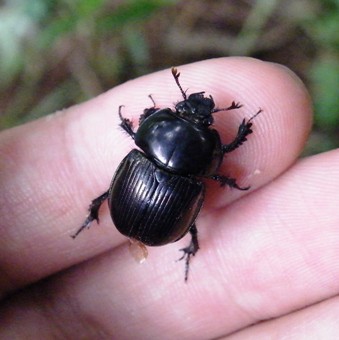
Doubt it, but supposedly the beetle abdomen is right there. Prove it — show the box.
[108,149,204,246]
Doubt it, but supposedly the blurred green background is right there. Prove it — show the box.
[0,0,338,154]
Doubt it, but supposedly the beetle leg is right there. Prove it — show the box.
[212,100,242,113]
[119,105,135,139]
[139,107,158,125]
[207,174,250,191]
[178,223,199,282]
[172,67,187,100]
[139,95,159,125]
[222,108,262,154]
[71,191,109,239]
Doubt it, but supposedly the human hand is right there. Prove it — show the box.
[1,58,338,339]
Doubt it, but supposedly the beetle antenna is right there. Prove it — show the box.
[172,67,187,100]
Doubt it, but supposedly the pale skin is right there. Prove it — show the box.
[0,57,338,339]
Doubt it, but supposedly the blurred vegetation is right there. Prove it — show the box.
[0,0,338,154]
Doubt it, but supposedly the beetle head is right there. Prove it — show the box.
[175,92,215,126]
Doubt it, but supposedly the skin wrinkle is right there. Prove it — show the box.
[227,296,339,339]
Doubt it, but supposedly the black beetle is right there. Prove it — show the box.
[72,68,261,281]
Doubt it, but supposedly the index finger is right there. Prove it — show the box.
[0,57,312,296]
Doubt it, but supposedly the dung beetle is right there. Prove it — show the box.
[72,68,261,281]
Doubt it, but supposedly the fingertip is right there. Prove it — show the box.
[164,58,313,206]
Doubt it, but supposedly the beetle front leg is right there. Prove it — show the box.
[71,191,109,239]
[222,108,262,154]
[178,223,199,282]
[119,105,135,139]
[212,100,242,113]
[139,95,159,125]
[207,174,250,191]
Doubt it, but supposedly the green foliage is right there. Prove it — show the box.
[301,0,339,148]
[98,0,175,31]
[311,57,339,129]
[0,0,49,85]
[0,0,338,154]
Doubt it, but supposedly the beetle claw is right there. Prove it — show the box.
[71,191,109,239]
[178,247,195,282]
[177,223,199,282]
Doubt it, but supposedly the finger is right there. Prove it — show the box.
[0,57,312,296]
[1,149,338,338]
[201,148,339,336]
